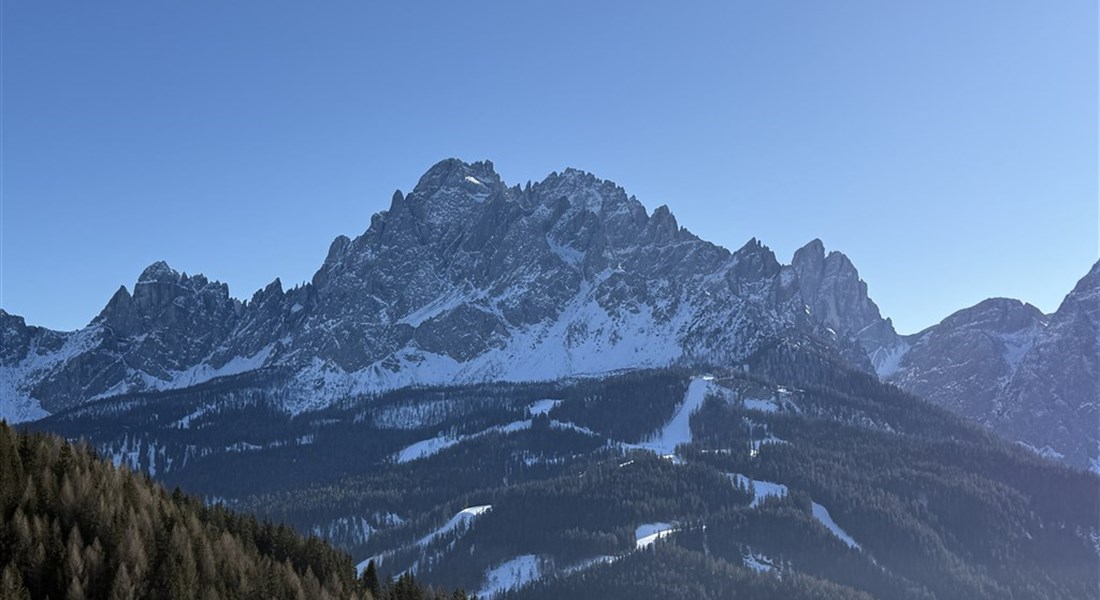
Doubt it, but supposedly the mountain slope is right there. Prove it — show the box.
[1,159,890,419]
[884,262,1100,470]
[2,158,1094,472]
[30,359,1099,599]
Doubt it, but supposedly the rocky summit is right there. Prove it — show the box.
[1,158,1096,471]
[883,263,1099,470]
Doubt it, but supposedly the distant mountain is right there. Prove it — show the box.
[0,159,889,418]
[882,263,1099,471]
[5,158,1098,598]
[1,158,1095,471]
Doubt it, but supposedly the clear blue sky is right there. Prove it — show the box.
[2,1,1096,334]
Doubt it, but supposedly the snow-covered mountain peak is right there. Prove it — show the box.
[9,158,1094,474]
[2,160,905,418]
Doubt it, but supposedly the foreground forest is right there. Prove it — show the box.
[0,422,473,600]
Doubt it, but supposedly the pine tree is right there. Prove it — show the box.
[363,559,382,599]
[0,562,29,600]
[108,564,136,600]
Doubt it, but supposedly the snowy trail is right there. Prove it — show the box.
[726,473,789,507]
[811,502,861,550]
[356,505,492,572]
[417,505,492,547]
[627,376,711,457]
[477,555,541,598]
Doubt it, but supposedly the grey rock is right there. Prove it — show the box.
[4,158,1093,473]
[883,262,1099,470]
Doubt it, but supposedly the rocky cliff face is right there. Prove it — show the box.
[2,158,1095,471]
[1,159,890,417]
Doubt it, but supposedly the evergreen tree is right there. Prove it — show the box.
[0,562,28,600]
[363,559,382,599]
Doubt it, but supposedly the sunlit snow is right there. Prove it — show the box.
[811,502,861,550]
[477,554,541,598]
[625,376,711,457]
[635,522,676,549]
[727,473,789,507]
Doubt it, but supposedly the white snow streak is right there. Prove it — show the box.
[626,376,711,457]
[727,473,789,507]
[811,502,861,550]
[476,554,541,598]
[635,523,676,549]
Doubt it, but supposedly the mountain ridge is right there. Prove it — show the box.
[2,158,1096,470]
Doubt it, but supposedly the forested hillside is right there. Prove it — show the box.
[0,422,472,600]
[32,359,1099,599]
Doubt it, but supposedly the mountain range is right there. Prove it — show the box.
[1,158,1096,472]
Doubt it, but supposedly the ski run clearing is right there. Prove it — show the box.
[394,416,597,463]
[625,376,712,458]
[635,522,677,549]
[356,505,492,573]
[727,473,789,507]
[365,376,861,588]
[417,505,492,548]
[811,502,861,550]
[401,376,716,464]
[477,554,541,599]
[728,473,861,550]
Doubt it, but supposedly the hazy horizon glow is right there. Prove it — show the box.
[2,1,1096,334]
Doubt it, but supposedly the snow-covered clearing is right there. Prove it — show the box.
[396,436,463,463]
[811,502,860,550]
[727,473,789,507]
[743,552,777,573]
[625,376,711,457]
[418,505,492,547]
[742,397,779,413]
[527,399,561,416]
[635,522,676,549]
[477,555,541,598]
[396,414,598,463]
[356,505,491,573]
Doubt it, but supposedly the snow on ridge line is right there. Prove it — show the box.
[419,505,492,547]
[356,505,492,573]
[469,520,677,592]
[395,421,532,463]
[395,416,598,463]
[397,436,463,463]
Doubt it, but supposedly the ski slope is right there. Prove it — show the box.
[627,376,712,457]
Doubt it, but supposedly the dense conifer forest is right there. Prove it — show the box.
[23,357,1100,599]
[0,422,473,600]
